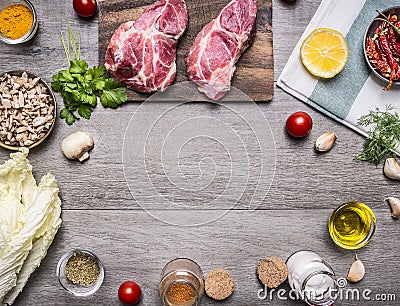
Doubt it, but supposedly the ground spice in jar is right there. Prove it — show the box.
[65,253,100,286]
[0,4,33,39]
[166,282,196,304]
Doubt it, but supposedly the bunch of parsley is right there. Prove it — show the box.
[51,27,127,125]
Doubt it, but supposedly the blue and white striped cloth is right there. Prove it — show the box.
[277,0,400,137]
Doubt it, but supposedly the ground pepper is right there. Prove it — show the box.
[166,282,196,303]
[0,4,33,39]
[65,253,100,286]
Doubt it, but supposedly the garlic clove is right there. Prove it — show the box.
[383,158,400,180]
[347,254,365,283]
[385,197,400,219]
[315,132,337,152]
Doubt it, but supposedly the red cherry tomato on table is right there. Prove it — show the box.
[118,281,142,305]
[73,0,97,18]
[285,111,313,138]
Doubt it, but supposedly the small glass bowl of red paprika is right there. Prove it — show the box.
[363,6,400,89]
[0,0,38,44]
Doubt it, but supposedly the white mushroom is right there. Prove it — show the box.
[61,131,94,162]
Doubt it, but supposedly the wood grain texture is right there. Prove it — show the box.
[0,0,399,305]
[13,209,400,305]
[98,0,274,101]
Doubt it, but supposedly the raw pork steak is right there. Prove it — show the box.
[186,0,257,100]
[105,0,188,93]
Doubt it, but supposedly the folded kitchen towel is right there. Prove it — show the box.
[277,0,400,137]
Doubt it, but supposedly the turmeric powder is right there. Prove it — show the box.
[0,4,33,40]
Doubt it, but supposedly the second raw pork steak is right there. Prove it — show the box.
[186,0,258,100]
[105,0,188,93]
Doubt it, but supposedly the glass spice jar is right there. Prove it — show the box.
[286,250,338,306]
[159,258,204,306]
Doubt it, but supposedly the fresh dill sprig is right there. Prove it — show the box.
[354,105,400,165]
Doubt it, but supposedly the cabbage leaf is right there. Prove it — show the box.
[0,149,62,305]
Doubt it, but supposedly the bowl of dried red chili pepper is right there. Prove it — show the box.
[364,7,400,90]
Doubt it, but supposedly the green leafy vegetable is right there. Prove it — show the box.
[355,105,400,165]
[52,26,127,125]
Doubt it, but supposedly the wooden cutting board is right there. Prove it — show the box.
[98,0,273,101]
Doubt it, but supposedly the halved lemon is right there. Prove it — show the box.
[300,28,349,78]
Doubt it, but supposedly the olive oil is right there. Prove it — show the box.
[329,202,376,250]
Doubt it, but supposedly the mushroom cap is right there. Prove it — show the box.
[61,131,94,161]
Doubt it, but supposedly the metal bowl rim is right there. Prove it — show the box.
[0,0,38,45]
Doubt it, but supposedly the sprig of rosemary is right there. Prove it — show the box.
[354,105,400,165]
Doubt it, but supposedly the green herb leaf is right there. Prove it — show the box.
[69,59,88,74]
[60,108,77,125]
[103,78,121,90]
[88,66,105,79]
[355,105,400,165]
[101,87,128,108]
[57,70,74,83]
[92,77,107,91]
[81,92,97,106]
[51,81,61,92]
[78,104,93,119]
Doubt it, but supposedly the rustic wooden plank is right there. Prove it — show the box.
[98,0,274,101]
[0,89,396,212]
[0,0,399,305]
[13,209,400,305]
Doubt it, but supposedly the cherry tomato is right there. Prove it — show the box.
[73,0,97,18]
[285,111,313,138]
[118,281,142,305]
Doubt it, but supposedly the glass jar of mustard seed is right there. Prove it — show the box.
[286,250,338,306]
[159,258,204,306]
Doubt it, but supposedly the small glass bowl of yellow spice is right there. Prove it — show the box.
[0,0,38,44]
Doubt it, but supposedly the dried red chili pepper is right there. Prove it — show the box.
[367,38,391,77]
[388,27,400,56]
[387,16,400,55]
[374,18,387,37]
[378,34,398,90]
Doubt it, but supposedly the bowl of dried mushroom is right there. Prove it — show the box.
[0,70,56,150]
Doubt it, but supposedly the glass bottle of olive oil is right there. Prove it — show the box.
[329,202,376,250]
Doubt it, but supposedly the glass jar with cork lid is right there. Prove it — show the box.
[159,258,204,306]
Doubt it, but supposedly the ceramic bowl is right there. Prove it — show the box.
[363,6,400,87]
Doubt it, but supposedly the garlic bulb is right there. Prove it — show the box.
[347,254,365,283]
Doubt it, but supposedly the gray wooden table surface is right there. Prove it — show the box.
[1,0,399,305]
